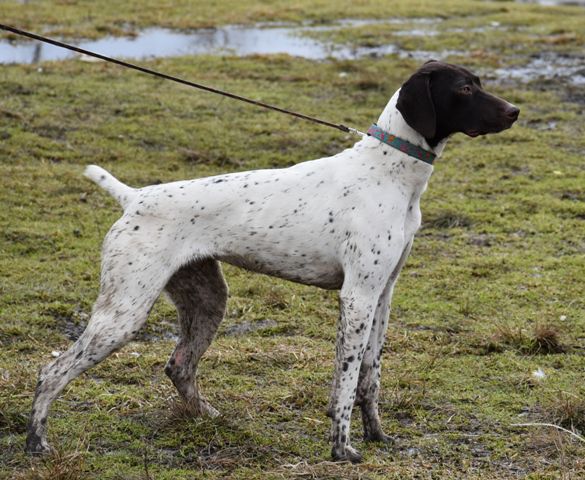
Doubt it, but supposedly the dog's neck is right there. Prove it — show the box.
[371,89,448,158]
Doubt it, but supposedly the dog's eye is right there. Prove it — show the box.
[459,85,473,95]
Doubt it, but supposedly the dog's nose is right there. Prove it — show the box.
[505,106,520,121]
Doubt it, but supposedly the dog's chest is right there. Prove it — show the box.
[403,195,423,240]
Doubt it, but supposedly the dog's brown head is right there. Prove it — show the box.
[396,60,519,147]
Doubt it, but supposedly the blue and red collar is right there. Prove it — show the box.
[367,124,436,165]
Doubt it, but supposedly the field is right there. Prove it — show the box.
[1,0,585,478]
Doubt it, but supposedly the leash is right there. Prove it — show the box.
[0,23,366,137]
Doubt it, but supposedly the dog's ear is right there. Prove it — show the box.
[396,70,436,139]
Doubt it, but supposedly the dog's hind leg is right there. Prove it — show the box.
[163,258,227,417]
[25,226,174,455]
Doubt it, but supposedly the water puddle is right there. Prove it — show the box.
[492,53,585,86]
[516,0,585,5]
[222,319,278,336]
[1,18,583,87]
[0,20,440,64]
[0,17,493,68]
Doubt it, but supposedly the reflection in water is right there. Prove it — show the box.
[31,43,41,63]
[0,23,404,64]
[1,16,583,86]
[493,53,585,86]
[516,0,585,5]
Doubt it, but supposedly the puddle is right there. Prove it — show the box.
[0,18,484,66]
[492,53,585,86]
[1,18,582,87]
[400,49,465,61]
[0,17,511,66]
[223,319,278,336]
[516,0,585,5]
[0,20,438,64]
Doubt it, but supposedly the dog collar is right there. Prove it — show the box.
[367,124,436,165]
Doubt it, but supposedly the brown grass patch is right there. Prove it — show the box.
[543,391,585,432]
[532,323,565,354]
[485,323,565,355]
[14,446,87,480]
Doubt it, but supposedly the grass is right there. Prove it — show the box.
[1,0,585,478]
[485,322,566,355]
[1,0,531,39]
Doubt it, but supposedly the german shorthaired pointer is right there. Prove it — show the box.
[26,61,519,462]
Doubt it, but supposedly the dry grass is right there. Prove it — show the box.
[14,446,87,480]
[532,323,565,354]
[520,424,585,480]
[541,391,585,432]
[271,460,403,480]
[165,397,215,423]
[486,323,565,355]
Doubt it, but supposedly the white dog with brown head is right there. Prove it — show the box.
[26,61,519,462]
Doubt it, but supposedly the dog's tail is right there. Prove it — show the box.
[84,165,136,210]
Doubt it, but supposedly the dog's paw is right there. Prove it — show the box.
[331,444,363,464]
[364,431,394,444]
[173,397,220,419]
[199,398,220,418]
[25,432,51,456]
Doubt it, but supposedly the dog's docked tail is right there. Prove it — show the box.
[84,165,136,210]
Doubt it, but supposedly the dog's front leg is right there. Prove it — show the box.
[356,241,413,443]
[355,278,394,444]
[329,280,386,463]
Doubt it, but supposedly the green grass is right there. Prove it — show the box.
[1,0,585,478]
[1,0,530,39]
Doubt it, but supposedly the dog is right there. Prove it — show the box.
[26,60,519,462]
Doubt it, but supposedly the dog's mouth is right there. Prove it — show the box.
[465,120,517,138]
[464,127,505,137]
[464,105,520,138]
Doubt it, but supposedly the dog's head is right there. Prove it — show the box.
[396,60,519,147]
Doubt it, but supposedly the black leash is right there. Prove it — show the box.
[0,23,365,136]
